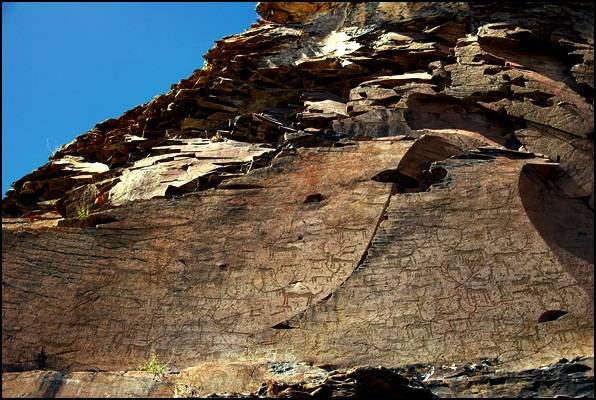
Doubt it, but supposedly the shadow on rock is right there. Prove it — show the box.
[519,163,594,300]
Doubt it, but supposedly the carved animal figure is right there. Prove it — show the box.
[281,281,319,306]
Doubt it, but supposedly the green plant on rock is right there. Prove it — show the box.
[76,205,90,220]
[139,351,168,375]
[209,131,225,143]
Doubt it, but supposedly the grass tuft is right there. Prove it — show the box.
[76,206,90,220]
[139,351,167,375]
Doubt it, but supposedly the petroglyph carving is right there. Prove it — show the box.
[280,281,321,307]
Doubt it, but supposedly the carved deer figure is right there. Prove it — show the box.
[281,281,320,307]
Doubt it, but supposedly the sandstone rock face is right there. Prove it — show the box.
[1,370,173,398]
[2,2,593,398]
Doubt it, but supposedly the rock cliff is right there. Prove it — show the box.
[2,2,594,398]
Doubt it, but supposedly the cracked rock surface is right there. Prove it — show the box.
[2,1,593,398]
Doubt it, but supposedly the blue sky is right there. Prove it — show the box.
[2,2,258,196]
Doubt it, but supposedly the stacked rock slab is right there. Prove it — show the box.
[2,2,593,398]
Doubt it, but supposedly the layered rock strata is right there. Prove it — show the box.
[2,2,594,398]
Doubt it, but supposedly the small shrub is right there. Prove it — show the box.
[76,206,90,220]
[139,351,167,375]
[210,132,225,143]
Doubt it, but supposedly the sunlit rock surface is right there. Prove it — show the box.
[2,1,593,398]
